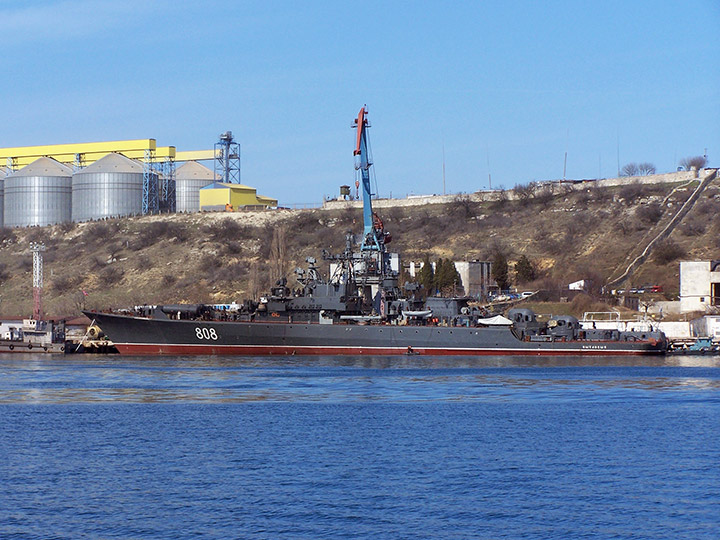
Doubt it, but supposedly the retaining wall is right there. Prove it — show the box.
[323,169,710,211]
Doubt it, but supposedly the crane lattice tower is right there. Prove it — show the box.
[214,131,240,183]
[30,242,46,320]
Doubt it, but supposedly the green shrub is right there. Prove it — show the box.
[695,199,720,215]
[83,222,116,243]
[58,221,76,233]
[619,182,643,202]
[636,202,663,225]
[0,228,16,244]
[515,255,537,283]
[680,216,706,236]
[99,265,124,286]
[134,254,151,270]
[653,239,685,264]
[448,195,478,219]
[52,275,80,293]
[203,219,249,243]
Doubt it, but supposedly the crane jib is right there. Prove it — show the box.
[353,106,382,252]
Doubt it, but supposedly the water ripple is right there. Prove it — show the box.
[0,353,718,404]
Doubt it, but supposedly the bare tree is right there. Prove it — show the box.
[108,242,124,263]
[637,162,656,175]
[679,156,708,170]
[492,188,508,210]
[512,182,536,206]
[248,260,262,300]
[620,163,639,177]
[269,226,287,284]
[448,195,478,219]
[535,184,555,207]
[622,162,656,176]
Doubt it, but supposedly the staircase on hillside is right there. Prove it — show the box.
[605,168,718,290]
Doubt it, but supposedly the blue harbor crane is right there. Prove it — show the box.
[352,106,391,252]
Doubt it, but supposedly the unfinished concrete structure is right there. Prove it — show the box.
[680,260,720,313]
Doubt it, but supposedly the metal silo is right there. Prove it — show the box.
[175,161,217,212]
[3,157,73,227]
[72,153,146,222]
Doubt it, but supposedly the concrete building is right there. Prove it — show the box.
[691,315,720,339]
[408,260,494,298]
[679,260,720,313]
[453,260,494,297]
[199,182,277,211]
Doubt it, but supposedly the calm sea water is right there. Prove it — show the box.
[1,354,719,539]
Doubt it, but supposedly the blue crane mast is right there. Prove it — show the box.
[321,106,400,317]
[352,106,390,252]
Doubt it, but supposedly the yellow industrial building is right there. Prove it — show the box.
[0,139,220,169]
[0,138,279,223]
[199,182,277,211]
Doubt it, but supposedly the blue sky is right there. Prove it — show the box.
[1,0,718,204]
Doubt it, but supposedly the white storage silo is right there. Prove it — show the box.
[175,161,217,212]
[72,153,147,222]
[3,157,73,227]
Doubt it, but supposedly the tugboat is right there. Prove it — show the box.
[85,107,667,356]
[0,319,66,353]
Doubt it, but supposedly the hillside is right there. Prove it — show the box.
[1,175,718,318]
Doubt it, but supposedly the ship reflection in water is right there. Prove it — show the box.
[0,353,718,404]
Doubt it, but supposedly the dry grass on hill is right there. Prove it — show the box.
[0,177,718,318]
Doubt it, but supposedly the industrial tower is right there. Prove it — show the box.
[30,242,45,320]
[214,131,241,183]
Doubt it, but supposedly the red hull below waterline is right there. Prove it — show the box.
[114,343,660,357]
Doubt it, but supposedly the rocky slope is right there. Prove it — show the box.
[1,176,718,318]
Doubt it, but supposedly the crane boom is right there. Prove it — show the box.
[352,106,382,251]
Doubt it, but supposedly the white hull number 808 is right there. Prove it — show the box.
[195,327,218,340]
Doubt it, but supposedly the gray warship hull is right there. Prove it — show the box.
[84,311,667,356]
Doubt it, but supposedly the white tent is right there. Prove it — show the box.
[477,315,513,326]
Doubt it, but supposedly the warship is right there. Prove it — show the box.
[85,107,667,356]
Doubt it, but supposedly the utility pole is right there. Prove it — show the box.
[486,144,492,190]
[564,128,569,180]
[442,143,446,195]
[30,242,46,321]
